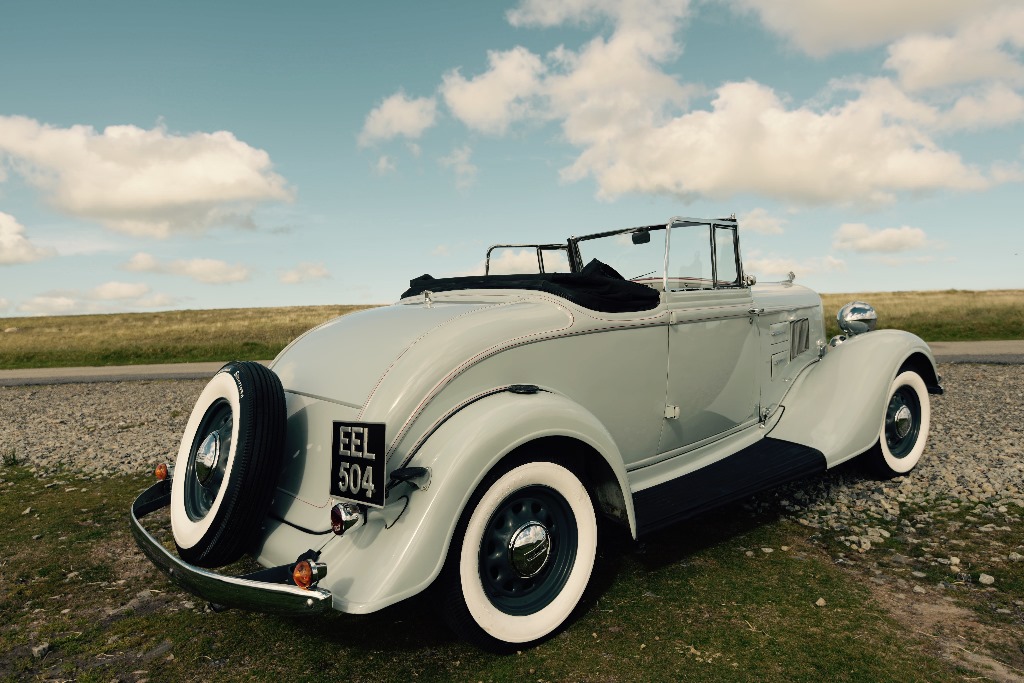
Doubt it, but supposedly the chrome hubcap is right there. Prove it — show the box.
[893,405,913,440]
[509,522,551,578]
[195,432,221,484]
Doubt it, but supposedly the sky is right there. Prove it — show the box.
[1,0,1022,317]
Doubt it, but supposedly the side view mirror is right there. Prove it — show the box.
[631,231,651,245]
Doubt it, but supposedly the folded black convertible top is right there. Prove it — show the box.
[401,259,660,314]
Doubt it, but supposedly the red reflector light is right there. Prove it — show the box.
[331,503,364,535]
[293,560,313,590]
[155,463,168,481]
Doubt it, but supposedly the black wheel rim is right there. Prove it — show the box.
[478,485,578,616]
[184,399,234,521]
[884,385,921,458]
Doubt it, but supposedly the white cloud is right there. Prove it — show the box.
[457,247,544,276]
[508,0,689,34]
[18,296,77,315]
[885,5,1024,91]
[565,80,990,205]
[431,245,451,257]
[0,297,9,311]
[439,145,479,189]
[0,211,56,265]
[123,252,161,272]
[369,0,1021,208]
[122,251,251,284]
[940,84,1024,131]
[279,262,330,284]
[833,223,929,253]
[740,208,786,235]
[488,248,545,274]
[168,258,251,284]
[0,116,293,238]
[138,293,178,308]
[358,92,438,146]
[744,254,846,278]
[830,77,1024,133]
[90,281,150,300]
[876,254,937,267]
[726,0,1007,57]
[374,155,396,175]
[441,47,546,134]
[16,285,179,315]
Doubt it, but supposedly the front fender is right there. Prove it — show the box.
[767,330,940,467]
[302,388,632,614]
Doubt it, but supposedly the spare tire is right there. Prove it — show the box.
[171,361,286,568]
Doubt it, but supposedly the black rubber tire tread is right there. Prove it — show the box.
[436,461,512,653]
[177,361,286,568]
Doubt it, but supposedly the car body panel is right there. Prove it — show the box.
[662,288,759,452]
[767,329,938,466]
[258,388,633,613]
[271,302,496,408]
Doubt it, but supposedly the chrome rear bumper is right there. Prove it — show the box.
[129,480,332,615]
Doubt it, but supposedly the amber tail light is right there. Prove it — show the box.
[292,560,327,590]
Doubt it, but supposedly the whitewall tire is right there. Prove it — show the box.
[170,361,286,568]
[440,460,598,651]
[864,370,930,478]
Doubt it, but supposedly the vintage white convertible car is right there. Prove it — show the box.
[131,216,942,650]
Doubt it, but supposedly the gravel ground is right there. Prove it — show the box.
[0,379,206,476]
[1,364,1022,515]
[766,363,1024,535]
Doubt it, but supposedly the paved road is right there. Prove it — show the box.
[1,341,1021,387]
[0,361,269,386]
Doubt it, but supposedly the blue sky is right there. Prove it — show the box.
[1,0,1022,316]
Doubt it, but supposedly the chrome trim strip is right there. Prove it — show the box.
[130,480,333,615]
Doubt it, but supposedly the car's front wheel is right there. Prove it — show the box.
[438,460,598,651]
[863,369,930,478]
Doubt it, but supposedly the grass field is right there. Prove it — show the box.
[0,305,373,370]
[819,289,1024,342]
[1,463,999,683]
[1,290,1021,370]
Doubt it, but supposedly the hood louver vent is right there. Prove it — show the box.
[790,318,810,359]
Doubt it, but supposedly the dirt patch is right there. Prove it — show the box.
[864,573,1024,682]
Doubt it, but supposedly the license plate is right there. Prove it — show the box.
[330,422,386,507]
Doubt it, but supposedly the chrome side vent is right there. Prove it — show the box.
[790,318,810,359]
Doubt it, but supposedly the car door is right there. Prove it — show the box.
[658,220,760,456]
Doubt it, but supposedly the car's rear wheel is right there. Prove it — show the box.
[863,370,930,478]
[170,361,286,568]
[438,460,597,651]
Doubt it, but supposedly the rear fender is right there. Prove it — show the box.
[767,330,940,467]
[308,389,633,614]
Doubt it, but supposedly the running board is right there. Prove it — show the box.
[632,437,826,536]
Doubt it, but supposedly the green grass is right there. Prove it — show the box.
[1,289,1021,370]
[0,305,373,369]
[820,289,1024,342]
[0,464,976,683]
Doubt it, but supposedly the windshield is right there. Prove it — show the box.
[485,244,572,275]
[574,225,667,282]
[570,218,742,289]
